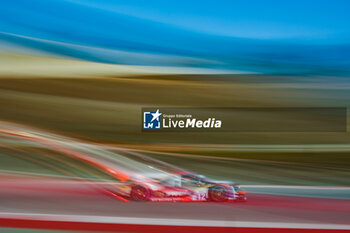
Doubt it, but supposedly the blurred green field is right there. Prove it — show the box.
[145,150,350,169]
[0,75,349,146]
[144,151,350,186]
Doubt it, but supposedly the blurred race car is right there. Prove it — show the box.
[77,148,247,202]
[3,122,244,202]
[106,170,246,202]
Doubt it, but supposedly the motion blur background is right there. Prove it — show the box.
[0,1,350,232]
[0,0,350,180]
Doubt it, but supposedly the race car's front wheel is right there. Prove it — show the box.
[130,185,150,201]
[209,185,229,202]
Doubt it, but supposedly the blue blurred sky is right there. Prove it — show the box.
[0,0,349,74]
[74,0,350,41]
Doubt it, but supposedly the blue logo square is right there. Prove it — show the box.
[143,109,162,129]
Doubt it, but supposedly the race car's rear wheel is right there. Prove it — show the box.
[209,185,229,202]
[130,185,150,201]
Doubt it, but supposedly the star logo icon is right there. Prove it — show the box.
[143,109,162,129]
[151,109,162,122]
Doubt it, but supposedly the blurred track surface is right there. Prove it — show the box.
[0,174,349,225]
